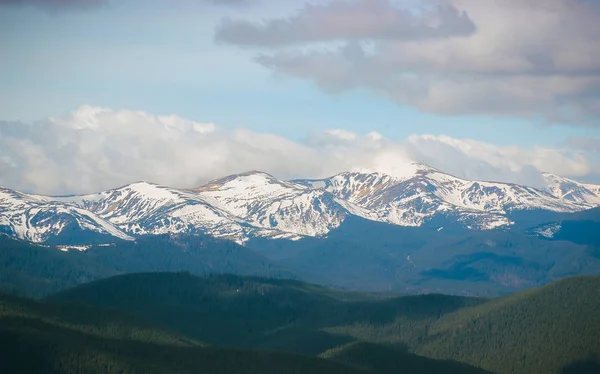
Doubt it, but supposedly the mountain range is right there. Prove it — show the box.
[2,162,600,245]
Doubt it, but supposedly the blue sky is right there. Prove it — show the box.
[1,0,599,193]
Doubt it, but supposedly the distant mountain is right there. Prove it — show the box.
[247,216,600,295]
[47,272,600,374]
[196,171,348,238]
[297,164,596,229]
[2,163,599,245]
[543,172,600,206]
[528,206,600,246]
[0,187,133,243]
[0,234,295,298]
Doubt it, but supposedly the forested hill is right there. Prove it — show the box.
[321,342,491,374]
[0,291,493,374]
[0,293,370,374]
[46,272,484,352]
[0,234,295,298]
[47,272,600,374]
[416,276,600,374]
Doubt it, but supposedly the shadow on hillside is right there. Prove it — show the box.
[560,358,600,374]
[0,330,58,374]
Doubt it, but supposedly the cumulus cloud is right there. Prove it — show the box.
[0,106,594,194]
[218,0,600,125]
[405,134,591,187]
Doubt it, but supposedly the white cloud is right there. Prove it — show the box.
[0,105,594,194]
[220,0,600,125]
[405,134,591,187]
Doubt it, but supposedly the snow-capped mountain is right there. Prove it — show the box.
[542,172,600,206]
[1,163,600,244]
[54,182,256,242]
[196,171,348,237]
[297,164,591,229]
[0,187,133,243]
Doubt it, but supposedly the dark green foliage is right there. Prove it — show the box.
[0,291,495,374]
[0,234,295,298]
[48,273,600,374]
[322,342,491,374]
[47,272,483,354]
[0,236,113,298]
[0,293,372,374]
[560,358,600,374]
[416,276,600,374]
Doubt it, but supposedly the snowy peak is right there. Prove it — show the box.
[350,160,439,181]
[197,171,347,237]
[300,166,594,230]
[542,173,600,206]
[297,171,400,206]
[2,165,600,246]
[0,187,133,243]
[199,171,305,197]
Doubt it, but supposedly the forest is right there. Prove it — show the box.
[2,272,599,374]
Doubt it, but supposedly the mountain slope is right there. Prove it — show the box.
[1,165,600,245]
[0,187,133,243]
[298,164,594,230]
[322,342,491,374]
[543,172,600,206]
[0,293,372,374]
[197,171,349,238]
[0,234,295,298]
[52,182,263,243]
[416,276,600,374]
[47,272,483,354]
[248,216,600,295]
[46,272,600,374]
[529,207,600,246]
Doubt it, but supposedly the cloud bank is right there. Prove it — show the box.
[0,106,593,195]
[217,0,600,125]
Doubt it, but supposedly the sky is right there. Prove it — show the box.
[0,0,599,194]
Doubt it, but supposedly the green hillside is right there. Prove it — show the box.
[416,276,600,374]
[0,293,373,374]
[322,342,490,374]
[0,234,295,298]
[47,272,483,353]
[48,272,600,374]
[0,291,496,374]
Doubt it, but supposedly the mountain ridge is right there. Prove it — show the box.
[2,163,600,245]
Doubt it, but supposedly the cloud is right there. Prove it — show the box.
[0,0,109,11]
[219,0,600,125]
[0,0,251,11]
[567,137,600,153]
[215,0,475,46]
[0,106,594,194]
[405,134,591,187]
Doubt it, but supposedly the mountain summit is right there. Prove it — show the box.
[1,163,599,244]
